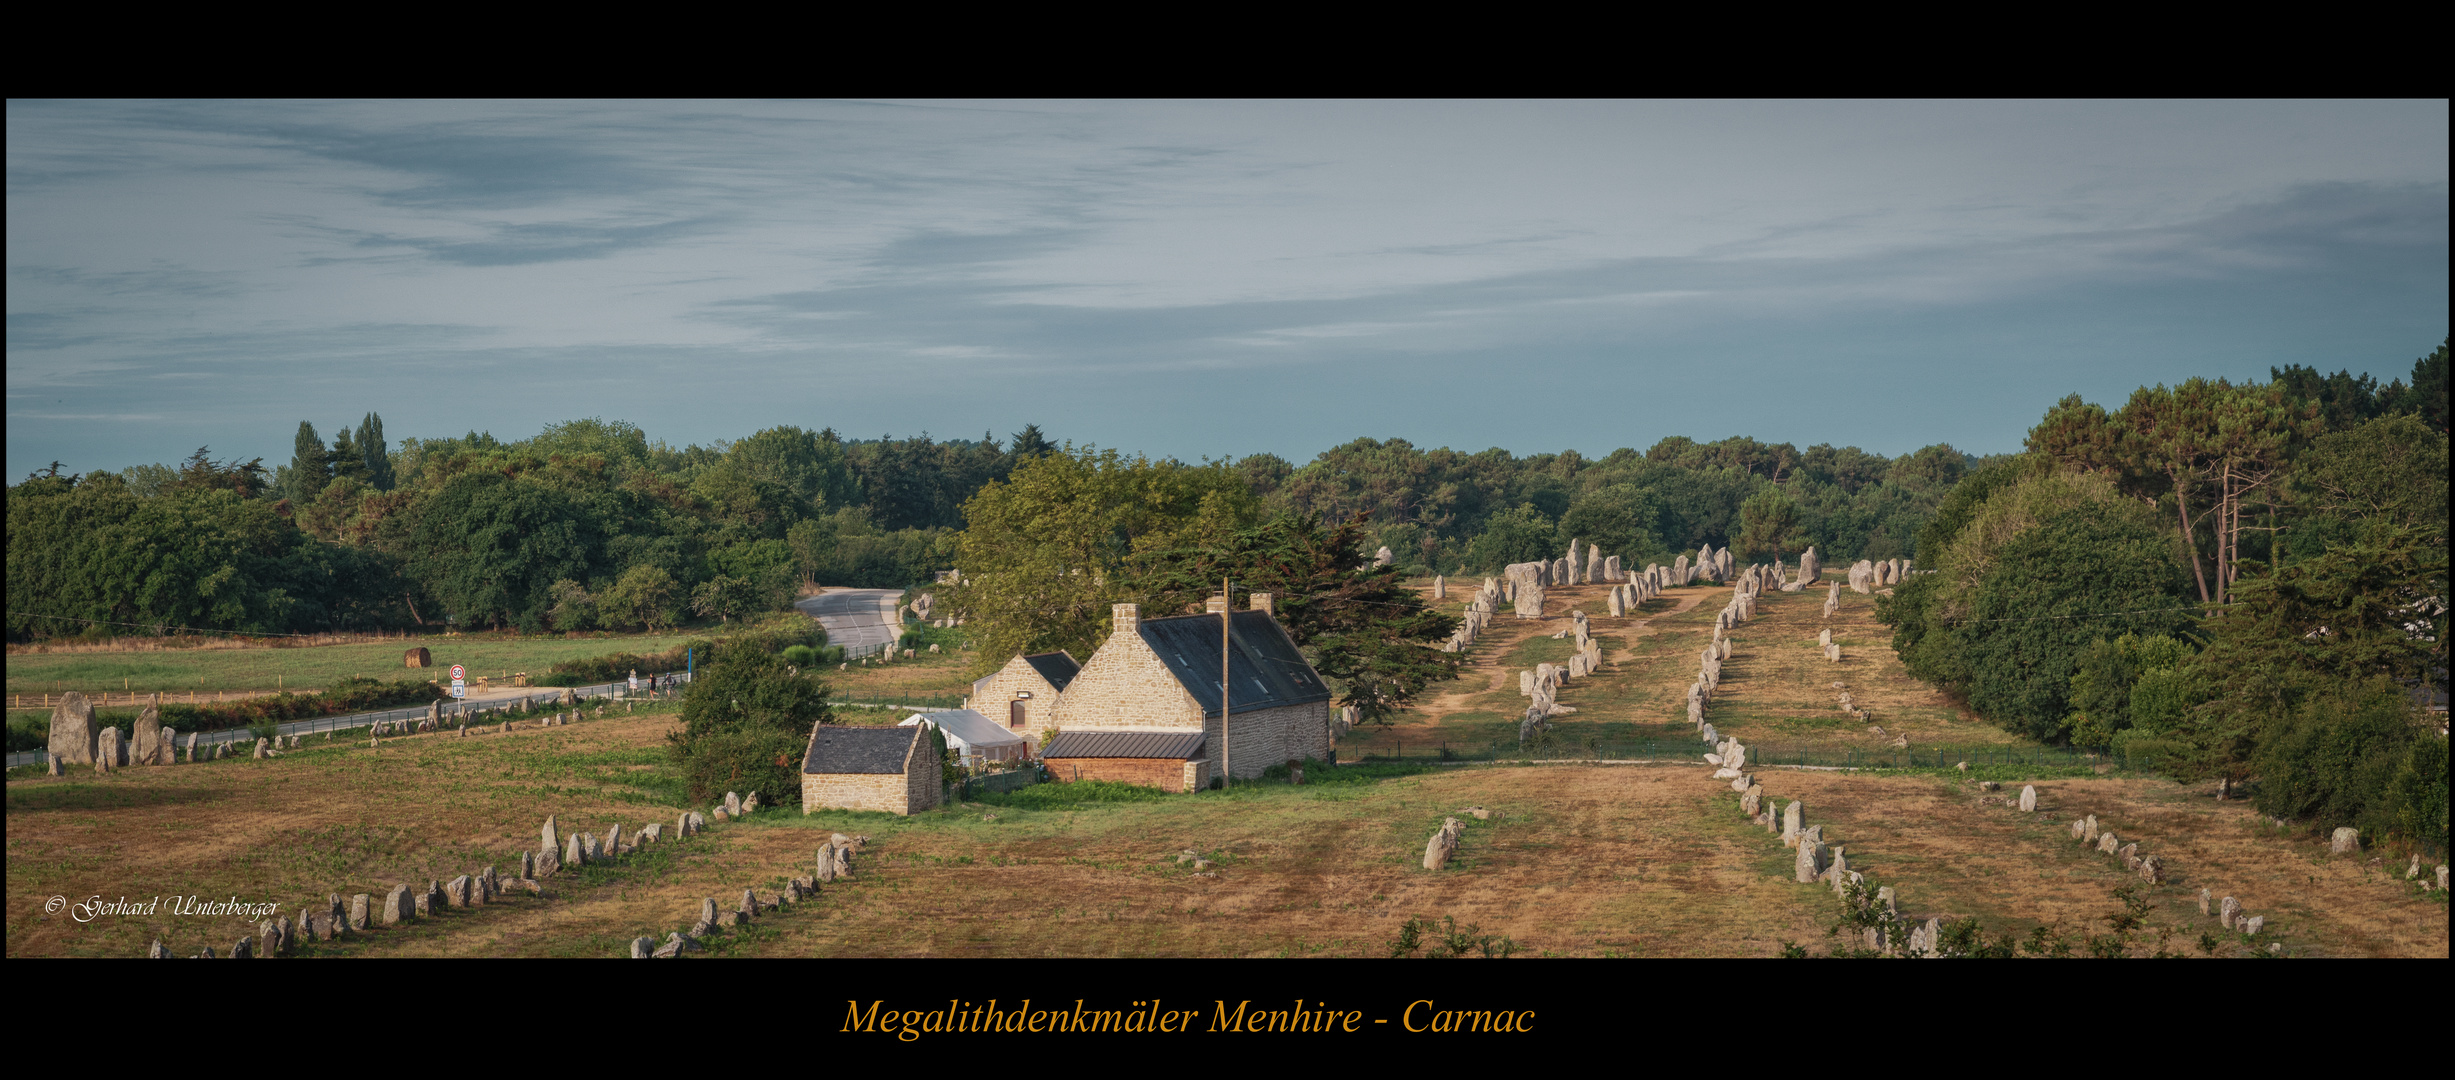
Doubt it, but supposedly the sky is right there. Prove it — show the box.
[7,99,2447,481]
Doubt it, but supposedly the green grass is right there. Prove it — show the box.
[6,631,713,696]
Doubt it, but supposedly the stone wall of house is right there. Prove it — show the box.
[1183,757,1212,793]
[971,658,1063,756]
[801,772,913,814]
[905,736,943,813]
[1049,625,1206,732]
[1203,701,1332,780]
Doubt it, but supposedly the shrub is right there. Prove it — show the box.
[2252,676,2435,846]
[672,726,806,807]
[667,650,834,805]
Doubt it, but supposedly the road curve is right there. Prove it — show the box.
[795,588,903,657]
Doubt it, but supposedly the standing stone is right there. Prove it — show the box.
[1585,545,1603,585]
[2328,827,2360,854]
[724,791,743,818]
[566,833,586,868]
[1433,575,1446,600]
[2096,831,2120,855]
[252,737,268,760]
[630,936,654,959]
[2197,888,2212,915]
[1373,546,1393,567]
[1793,840,1825,883]
[2241,915,2264,936]
[519,850,535,880]
[350,893,371,931]
[700,897,720,928]
[2082,815,2099,842]
[47,691,99,766]
[133,707,162,766]
[2218,896,2241,929]
[183,731,197,763]
[2019,785,2037,812]
[1781,801,1805,847]
[95,726,124,772]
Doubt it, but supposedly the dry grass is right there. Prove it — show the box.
[11,572,2442,960]
[1716,768,2446,957]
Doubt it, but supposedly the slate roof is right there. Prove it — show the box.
[1137,610,1331,719]
[803,725,921,775]
[900,709,1027,749]
[1041,730,1207,760]
[1022,651,1081,692]
[973,650,1082,698]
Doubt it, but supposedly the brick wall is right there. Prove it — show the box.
[1047,756,1196,793]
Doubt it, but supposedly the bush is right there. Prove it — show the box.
[672,726,806,808]
[2252,676,2436,847]
[667,650,834,805]
[977,779,1168,810]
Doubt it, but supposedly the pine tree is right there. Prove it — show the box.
[328,423,369,484]
[357,412,394,490]
[287,421,330,504]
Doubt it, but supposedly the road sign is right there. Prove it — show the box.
[450,682,466,698]
[449,664,466,680]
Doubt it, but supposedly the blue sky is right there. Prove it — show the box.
[7,99,2446,480]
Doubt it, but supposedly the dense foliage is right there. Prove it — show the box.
[1882,338,2448,852]
[668,650,835,805]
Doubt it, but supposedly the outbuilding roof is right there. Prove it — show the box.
[1021,651,1081,692]
[1040,730,1207,760]
[803,724,922,775]
[900,709,1027,749]
[1137,610,1331,719]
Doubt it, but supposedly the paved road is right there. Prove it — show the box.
[795,588,903,657]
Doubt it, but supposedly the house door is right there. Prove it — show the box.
[1010,700,1027,729]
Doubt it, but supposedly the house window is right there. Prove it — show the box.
[1010,700,1027,729]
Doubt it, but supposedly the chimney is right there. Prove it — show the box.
[1112,603,1141,635]
[1248,592,1274,618]
[1205,595,1230,614]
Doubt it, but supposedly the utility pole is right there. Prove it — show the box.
[1221,575,1231,788]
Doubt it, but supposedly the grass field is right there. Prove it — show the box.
[10,572,2443,959]
[5,631,710,698]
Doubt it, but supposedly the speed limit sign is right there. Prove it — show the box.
[450,664,466,680]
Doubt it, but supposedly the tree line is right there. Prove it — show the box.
[1881,339,2448,852]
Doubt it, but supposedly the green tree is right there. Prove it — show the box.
[356,412,395,491]
[947,445,1255,668]
[1130,513,1462,727]
[1461,505,1557,571]
[404,471,603,631]
[287,422,331,505]
[668,650,832,804]
[1556,484,1665,566]
[1732,486,1805,563]
[2066,632,2195,746]
[600,563,683,632]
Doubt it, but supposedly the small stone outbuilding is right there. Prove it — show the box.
[968,651,1079,756]
[801,724,942,815]
[1041,730,1212,793]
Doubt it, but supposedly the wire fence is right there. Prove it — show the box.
[7,671,696,769]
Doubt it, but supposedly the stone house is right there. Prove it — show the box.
[801,723,942,815]
[966,651,1080,756]
[1048,594,1332,785]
